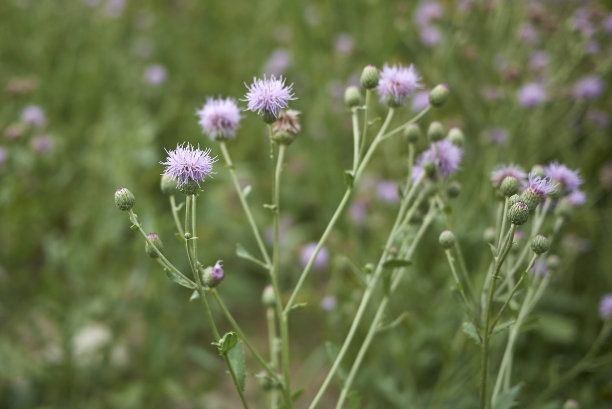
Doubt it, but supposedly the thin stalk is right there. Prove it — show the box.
[219,141,271,266]
[351,107,360,173]
[359,89,371,157]
[267,307,280,409]
[407,143,415,183]
[497,198,509,247]
[381,105,432,140]
[169,195,184,237]
[445,249,476,314]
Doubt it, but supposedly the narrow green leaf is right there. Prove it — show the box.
[130,224,139,230]
[492,320,515,335]
[165,270,196,289]
[382,259,412,269]
[462,321,481,345]
[488,243,498,257]
[324,342,346,381]
[344,170,354,188]
[189,290,200,302]
[227,340,245,392]
[263,203,277,211]
[377,312,409,333]
[289,302,307,312]
[493,384,521,409]
[236,243,269,269]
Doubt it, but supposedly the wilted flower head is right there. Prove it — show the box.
[161,143,216,189]
[143,64,167,85]
[563,190,586,206]
[377,63,423,106]
[21,105,46,127]
[272,110,300,135]
[517,83,546,108]
[300,242,329,271]
[412,139,463,181]
[244,75,296,119]
[599,294,612,319]
[545,161,582,192]
[491,164,527,188]
[196,97,242,141]
[572,76,605,100]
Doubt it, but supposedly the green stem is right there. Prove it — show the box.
[351,107,360,173]
[219,141,271,266]
[497,198,509,248]
[169,195,185,237]
[381,105,432,141]
[267,307,280,409]
[359,89,371,158]
[445,249,477,318]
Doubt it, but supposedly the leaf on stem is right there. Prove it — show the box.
[289,302,307,312]
[493,384,521,409]
[488,243,498,257]
[212,331,238,354]
[242,185,252,198]
[324,342,347,381]
[492,320,515,335]
[236,243,270,269]
[344,170,354,188]
[164,270,196,289]
[462,321,481,345]
[174,232,186,242]
[130,224,139,231]
[377,312,410,333]
[189,290,200,301]
[382,259,412,269]
[227,340,246,392]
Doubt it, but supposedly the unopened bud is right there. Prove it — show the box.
[360,65,379,89]
[448,127,464,147]
[520,188,542,213]
[446,181,461,199]
[114,188,135,211]
[272,110,300,145]
[203,260,225,288]
[508,202,529,225]
[404,123,421,143]
[145,233,163,258]
[262,285,276,307]
[500,177,520,197]
[531,234,550,254]
[427,121,445,142]
[344,86,362,108]
[439,230,456,249]
[179,180,200,195]
[429,84,450,107]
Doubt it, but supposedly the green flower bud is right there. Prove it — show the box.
[423,160,437,177]
[145,233,163,258]
[530,234,550,254]
[520,188,542,213]
[448,127,464,147]
[427,121,445,142]
[161,174,178,195]
[500,176,520,197]
[429,84,450,107]
[404,123,421,144]
[262,285,276,308]
[344,86,362,108]
[261,111,277,124]
[360,65,379,89]
[271,130,296,145]
[446,181,461,199]
[508,202,529,225]
[179,180,200,195]
[508,194,521,207]
[114,188,135,211]
[439,230,456,249]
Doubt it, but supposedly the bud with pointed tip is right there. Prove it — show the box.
[508,202,529,225]
[360,65,379,89]
[115,188,135,211]
[429,84,449,107]
[204,260,225,288]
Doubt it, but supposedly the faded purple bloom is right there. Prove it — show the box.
[573,8,595,37]
[334,33,354,55]
[0,147,5,166]
[419,25,442,47]
[572,76,604,101]
[21,105,46,127]
[104,0,125,18]
[414,1,444,26]
[411,90,430,113]
[300,242,329,271]
[518,23,539,44]
[264,49,292,76]
[563,190,586,206]
[321,296,337,311]
[376,180,400,203]
[545,162,582,192]
[517,83,546,108]
[587,110,610,128]
[161,143,216,188]
[412,139,463,182]
[143,64,167,85]
[377,63,423,106]
[211,260,224,282]
[514,230,524,241]
[244,75,296,119]
[196,97,242,141]
[31,134,53,153]
[490,164,527,188]
[605,14,612,35]
[599,294,612,320]
[531,257,548,277]
[488,128,507,145]
[585,40,599,55]
[529,51,549,72]
[349,199,368,226]
[524,172,557,198]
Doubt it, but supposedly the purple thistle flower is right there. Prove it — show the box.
[349,199,368,226]
[31,134,53,153]
[21,105,46,127]
[544,161,582,192]
[563,190,586,206]
[490,164,527,188]
[488,128,508,145]
[196,97,242,141]
[517,83,546,108]
[244,75,296,119]
[518,23,539,44]
[377,63,423,106]
[376,180,400,203]
[143,64,167,85]
[528,51,549,72]
[211,260,224,282]
[161,143,216,189]
[411,90,430,113]
[414,1,444,27]
[412,139,462,182]
[572,76,605,101]
[321,296,337,311]
[419,25,443,47]
[585,40,600,55]
[300,242,329,271]
[599,294,612,320]
[524,172,557,197]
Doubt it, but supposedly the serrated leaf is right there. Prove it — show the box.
[212,332,238,354]
[130,224,139,230]
[165,270,196,289]
[242,185,252,197]
[227,340,245,392]
[344,170,354,187]
[236,243,269,270]
[492,320,515,335]
[493,384,521,409]
[382,259,412,269]
[488,243,498,257]
[462,321,481,345]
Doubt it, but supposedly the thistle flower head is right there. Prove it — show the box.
[161,143,216,191]
[243,75,296,120]
[377,63,423,106]
[544,161,582,193]
[321,296,337,311]
[412,139,462,182]
[21,105,46,127]
[572,75,604,101]
[599,294,612,320]
[525,172,557,197]
[490,164,527,188]
[517,83,546,108]
[196,97,242,141]
[563,190,586,206]
[204,260,224,288]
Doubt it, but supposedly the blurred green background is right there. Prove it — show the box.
[1,0,611,408]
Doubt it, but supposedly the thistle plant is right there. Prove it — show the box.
[114,63,606,409]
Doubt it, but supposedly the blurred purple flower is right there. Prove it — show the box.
[524,172,557,199]
[517,83,546,108]
[573,8,595,37]
[599,294,612,320]
[31,135,53,153]
[529,51,549,72]
[264,49,292,76]
[349,199,368,226]
[572,76,604,101]
[604,14,612,35]
[481,86,501,101]
[244,75,296,118]
[545,161,582,192]
[413,140,463,182]
[21,105,46,127]
[196,97,242,141]
[161,143,216,188]
[414,1,444,26]
[488,128,507,145]
[491,164,527,188]
[563,190,586,206]
[411,90,430,113]
[377,63,422,106]
[376,180,400,203]
[531,257,548,277]
[104,0,125,18]
[419,25,442,47]
[334,33,354,55]
[143,64,167,85]
[518,23,539,44]
[300,242,329,271]
[585,40,599,55]
[321,296,337,311]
